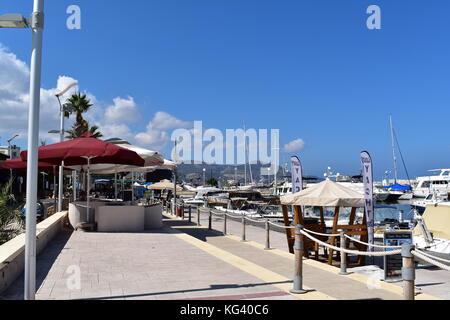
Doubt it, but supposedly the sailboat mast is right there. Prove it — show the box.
[390,115,398,183]
[243,123,247,185]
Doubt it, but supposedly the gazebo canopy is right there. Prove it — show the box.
[280,179,365,207]
[148,179,182,191]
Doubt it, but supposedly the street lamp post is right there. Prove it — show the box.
[203,168,206,185]
[54,82,77,212]
[1,0,46,301]
[1,0,47,301]
[7,134,19,196]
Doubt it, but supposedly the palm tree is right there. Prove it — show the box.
[0,181,24,245]
[64,92,102,139]
[65,120,103,139]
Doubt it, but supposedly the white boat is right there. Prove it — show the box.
[413,169,450,198]
[413,203,450,259]
[182,187,228,206]
[412,189,449,214]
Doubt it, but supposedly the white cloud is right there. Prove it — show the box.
[0,44,191,155]
[151,111,191,130]
[0,45,82,144]
[283,138,305,153]
[104,96,140,124]
[134,112,191,150]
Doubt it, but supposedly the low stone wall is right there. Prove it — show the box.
[0,211,68,294]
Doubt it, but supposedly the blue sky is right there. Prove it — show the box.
[0,0,449,180]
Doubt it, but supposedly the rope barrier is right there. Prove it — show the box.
[344,234,402,249]
[411,250,450,272]
[267,221,295,229]
[210,210,226,217]
[302,228,340,238]
[225,212,243,219]
[299,229,402,256]
[413,249,450,264]
[244,216,266,224]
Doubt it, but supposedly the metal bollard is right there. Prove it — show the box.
[290,224,307,294]
[265,219,270,250]
[223,213,227,235]
[188,206,192,223]
[339,231,350,275]
[197,207,201,226]
[402,243,415,300]
[208,209,212,230]
[182,205,185,219]
[241,215,246,242]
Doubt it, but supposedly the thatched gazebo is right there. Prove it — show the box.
[280,180,368,265]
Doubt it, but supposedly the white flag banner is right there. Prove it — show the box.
[361,151,374,249]
[291,156,303,194]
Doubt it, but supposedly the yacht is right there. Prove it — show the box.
[413,203,450,260]
[413,169,450,198]
[412,189,449,214]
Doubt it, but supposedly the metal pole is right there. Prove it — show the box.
[265,219,270,250]
[241,215,246,242]
[53,166,56,210]
[131,172,135,204]
[86,157,91,223]
[290,224,307,294]
[114,168,118,200]
[339,231,350,275]
[56,95,64,213]
[402,243,415,300]
[172,168,177,215]
[72,170,77,202]
[181,204,185,219]
[8,142,13,197]
[223,213,227,235]
[197,207,201,226]
[188,205,192,223]
[25,0,45,301]
[208,208,212,230]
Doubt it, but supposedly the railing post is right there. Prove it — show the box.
[197,207,201,226]
[339,231,350,275]
[290,224,307,294]
[223,213,227,235]
[208,209,212,230]
[241,215,246,242]
[188,205,192,223]
[265,219,270,250]
[402,243,415,300]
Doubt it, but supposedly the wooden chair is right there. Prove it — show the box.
[282,205,327,259]
[327,207,368,266]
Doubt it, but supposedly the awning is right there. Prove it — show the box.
[280,179,365,207]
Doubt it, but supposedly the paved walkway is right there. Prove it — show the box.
[177,208,450,299]
[1,226,296,300]
[1,208,448,300]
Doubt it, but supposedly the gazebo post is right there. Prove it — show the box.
[328,206,340,265]
[319,207,325,227]
[293,205,304,225]
[281,205,294,254]
[349,207,357,225]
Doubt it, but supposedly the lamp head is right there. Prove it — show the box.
[0,14,29,28]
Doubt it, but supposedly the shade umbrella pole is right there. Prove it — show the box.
[114,168,118,201]
[86,157,91,223]
[53,166,56,211]
[131,171,135,203]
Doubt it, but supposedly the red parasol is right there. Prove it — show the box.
[20,133,145,167]
[20,133,145,225]
[1,157,57,171]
